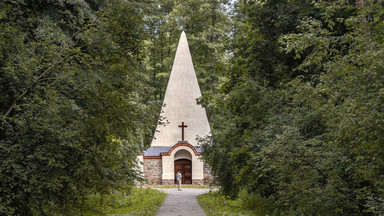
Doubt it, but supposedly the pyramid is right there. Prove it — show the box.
[151,31,211,147]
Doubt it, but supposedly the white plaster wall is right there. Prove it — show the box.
[162,146,204,180]
[162,155,174,180]
[136,155,144,177]
[192,156,204,180]
[151,32,211,147]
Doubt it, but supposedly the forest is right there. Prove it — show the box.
[1,0,383,215]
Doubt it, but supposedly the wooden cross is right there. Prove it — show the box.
[178,122,188,141]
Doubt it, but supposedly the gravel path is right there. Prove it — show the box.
[154,188,210,216]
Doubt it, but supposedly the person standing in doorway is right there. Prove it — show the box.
[176,170,182,191]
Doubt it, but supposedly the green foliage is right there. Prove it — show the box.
[142,0,230,101]
[201,0,384,215]
[2,0,384,215]
[239,190,276,216]
[197,192,257,216]
[82,187,167,216]
[0,0,158,215]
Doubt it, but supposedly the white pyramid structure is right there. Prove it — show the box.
[138,32,213,186]
[151,31,211,147]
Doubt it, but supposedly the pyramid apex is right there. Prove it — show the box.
[180,31,187,40]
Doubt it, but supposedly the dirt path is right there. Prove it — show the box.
[154,188,210,216]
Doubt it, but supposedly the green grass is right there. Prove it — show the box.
[83,187,167,216]
[197,192,257,216]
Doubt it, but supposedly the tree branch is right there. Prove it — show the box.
[3,27,95,119]
[3,54,72,119]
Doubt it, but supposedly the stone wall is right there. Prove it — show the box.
[192,179,204,186]
[142,158,213,186]
[143,158,162,185]
[203,164,213,185]
[162,179,174,185]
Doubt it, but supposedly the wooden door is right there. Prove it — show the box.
[174,159,192,184]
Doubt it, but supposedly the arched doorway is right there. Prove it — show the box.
[174,150,192,184]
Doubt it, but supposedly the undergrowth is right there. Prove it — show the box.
[197,191,259,216]
[82,187,167,216]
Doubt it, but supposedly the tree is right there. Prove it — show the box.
[280,1,384,214]
[0,0,157,215]
[201,0,384,215]
[202,0,320,197]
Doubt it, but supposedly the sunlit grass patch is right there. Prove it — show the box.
[84,187,167,216]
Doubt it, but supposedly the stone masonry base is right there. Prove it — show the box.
[162,179,174,185]
[141,158,213,186]
[192,179,204,186]
[143,158,162,185]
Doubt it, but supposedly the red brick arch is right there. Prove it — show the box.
[161,142,200,156]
